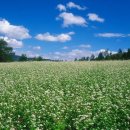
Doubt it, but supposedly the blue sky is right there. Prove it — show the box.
[0,0,130,60]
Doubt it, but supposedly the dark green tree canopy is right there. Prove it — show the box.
[36,56,43,61]
[19,54,28,61]
[0,39,14,62]
[77,48,130,61]
[97,52,104,60]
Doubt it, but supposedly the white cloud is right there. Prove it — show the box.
[0,36,23,48]
[0,19,31,39]
[57,12,87,27]
[97,49,117,55]
[35,32,75,42]
[79,44,91,48]
[112,51,118,54]
[98,49,106,52]
[33,46,41,50]
[96,33,125,38]
[67,2,86,10]
[15,50,40,58]
[67,31,75,35]
[62,46,69,49]
[54,52,61,55]
[48,49,118,61]
[26,51,40,58]
[45,49,95,61]
[57,4,66,11]
[88,13,104,23]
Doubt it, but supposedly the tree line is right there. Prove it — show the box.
[0,39,130,62]
[0,39,59,62]
[76,49,130,61]
[18,54,63,62]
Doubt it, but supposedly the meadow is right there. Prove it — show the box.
[0,61,130,130]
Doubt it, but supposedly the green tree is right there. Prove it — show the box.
[118,48,122,54]
[74,58,78,61]
[19,54,28,61]
[86,57,89,61]
[103,49,110,59]
[122,52,128,60]
[80,57,86,61]
[0,39,14,62]
[97,52,104,60]
[90,54,95,61]
[127,48,130,59]
[36,56,43,61]
[118,48,123,60]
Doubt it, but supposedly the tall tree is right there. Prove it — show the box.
[118,49,122,54]
[36,56,43,61]
[0,39,14,62]
[90,54,95,61]
[86,57,89,61]
[98,52,104,60]
[19,54,28,61]
[127,48,130,59]
[74,58,78,61]
[118,48,123,59]
[103,49,110,59]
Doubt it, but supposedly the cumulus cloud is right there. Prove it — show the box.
[98,49,106,52]
[97,49,117,55]
[15,50,40,58]
[57,12,87,27]
[57,2,86,12]
[96,33,125,38]
[67,2,86,10]
[57,4,66,11]
[35,32,75,42]
[88,13,104,23]
[26,51,40,57]
[44,49,94,61]
[79,44,91,48]
[0,19,31,39]
[33,46,41,50]
[0,36,23,48]
[67,31,75,35]
[62,46,69,49]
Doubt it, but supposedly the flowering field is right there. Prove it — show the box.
[0,61,130,129]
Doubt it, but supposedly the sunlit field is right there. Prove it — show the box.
[0,61,130,129]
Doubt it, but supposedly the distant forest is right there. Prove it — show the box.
[0,39,62,62]
[76,49,130,61]
[0,39,130,62]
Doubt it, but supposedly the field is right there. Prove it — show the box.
[0,61,130,130]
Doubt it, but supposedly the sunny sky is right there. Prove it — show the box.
[0,0,130,60]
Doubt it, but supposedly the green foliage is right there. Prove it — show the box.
[0,39,14,62]
[19,54,28,61]
[77,48,130,61]
[97,52,104,60]
[34,56,43,61]
[90,54,95,61]
[0,61,130,129]
[127,48,130,59]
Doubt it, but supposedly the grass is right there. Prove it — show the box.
[0,61,130,129]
